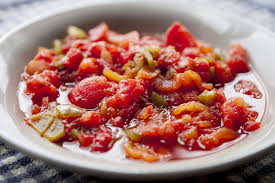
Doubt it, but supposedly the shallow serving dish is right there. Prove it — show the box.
[0,1,275,180]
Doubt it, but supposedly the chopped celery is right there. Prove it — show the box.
[144,45,161,59]
[134,53,145,71]
[173,101,208,116]
[151,91,168,108]
[32,115,55,135]
[198,90,217,106]
[141,49,157,70]
[70,128,80,139]
[103,68,127,82]
[53,40,63,54]
[210,66,215,79]
[44,118,65,142]
[125,129,142,142]
[122,61,135,71]
[139,96,149,103]
[67,26,87,39]
[101,48,112,63]
[100,101,108,115]
[56,104,85,118]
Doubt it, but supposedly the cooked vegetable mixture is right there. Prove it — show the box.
[19,22,263,162]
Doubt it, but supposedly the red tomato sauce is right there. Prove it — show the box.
[18,22,265,162]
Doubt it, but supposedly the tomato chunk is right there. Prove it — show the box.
[77,111,102,127]
[199,127,238,149]
[165,22,196,52]
[234,80,262,99]
[25,70,59,104]
[26,48,56,75]
[91,125,113,152]
[106,79,144,109]
[77,58,101,76]
[61,48,83,70]
[221,97,249,130]
[88,23,109,42]
[68,76,110,108]
[212,61,233,83]
[227,44,249,75]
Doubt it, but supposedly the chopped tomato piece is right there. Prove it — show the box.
[153,74,182,93]
[137,105,154,120]
[243,121,261,132]
[91,126,113,152]
[34,48,56,63]
[26,59,51,75]
[61,48,83,70]
[158,48,181,68]
[88,23,109,42]
[77,111,102,127]
[182,47,200,59]
[234,80,262,99]
[106,79,144,109]
[212,61,233,83]
[124,141,169,162]
[199,127,238,149]
[68,76,110,108]
[227,44,249,75]
[77,58,101,76]
[221,97,249,130]
[78,132,93,147]
[165,22,196,52]
[25,70,59,104]
[107,30,140,47]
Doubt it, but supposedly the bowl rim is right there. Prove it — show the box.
[0,0,275,180]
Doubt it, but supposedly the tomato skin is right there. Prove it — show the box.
[68,76,110,109]
[62,48,83,70]
[227,44,249,75]
[243,122,261,132]
[77,111,102,128]
[88,23,109,42]
[199,127,238,150]
[234,80,262,99]
[165,22,196,52]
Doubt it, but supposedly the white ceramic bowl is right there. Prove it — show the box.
[0,1,275,180]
